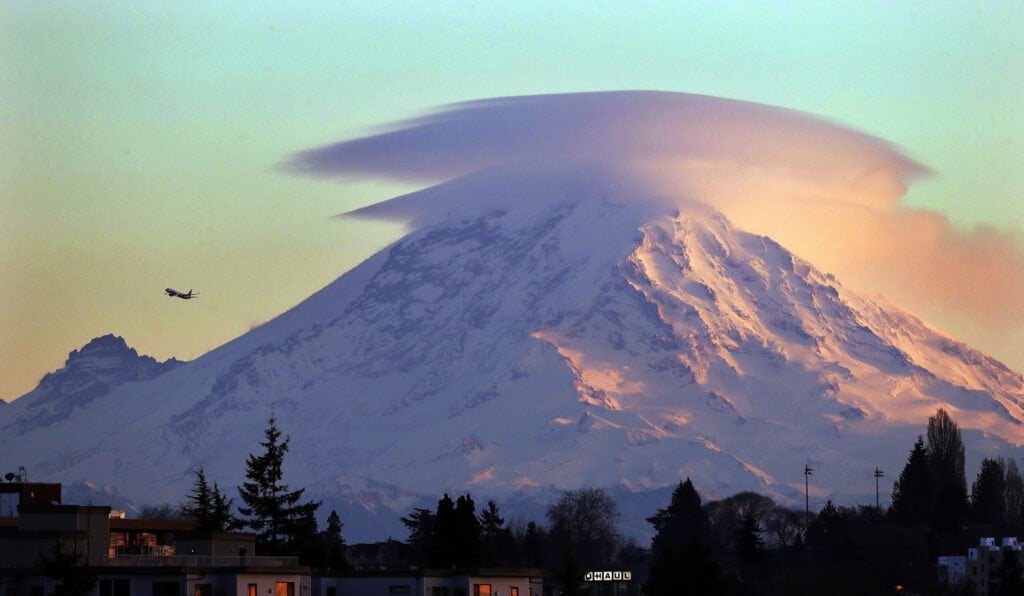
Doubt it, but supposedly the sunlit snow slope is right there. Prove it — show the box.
[2,163,1022,540]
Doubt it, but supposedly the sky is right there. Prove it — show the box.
[1,1,1022,401]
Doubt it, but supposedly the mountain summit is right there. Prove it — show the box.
[2,163,1021,539]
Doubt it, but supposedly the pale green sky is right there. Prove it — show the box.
[1,1,1021,399]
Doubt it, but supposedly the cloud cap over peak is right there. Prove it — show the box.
[288,91,928,194]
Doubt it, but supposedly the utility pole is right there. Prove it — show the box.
[874,468,884,510]
[804,464,813,526]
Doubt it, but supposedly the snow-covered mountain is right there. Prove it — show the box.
[3,163,1022,541]
[4,334,182,434]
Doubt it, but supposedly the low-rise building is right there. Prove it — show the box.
[965,536,1024,596]
[0,484,543,596]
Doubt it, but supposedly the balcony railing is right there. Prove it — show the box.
[107,554,300,568]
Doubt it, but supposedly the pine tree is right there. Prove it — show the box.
[181,468,213,528]
[972,457,1007,527]
[237,415,321,553]
[210,482,239,531]
[891,436,933,527]
[454,494,481,568]
[479,500,515,567]
[183,469,239,531]
[646,479,722,596]
[430,493,457,567]
[401,507,436,565]
[324,510,347,570]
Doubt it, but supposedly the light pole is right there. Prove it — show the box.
[804,464,813,526]
[874,468,884,510]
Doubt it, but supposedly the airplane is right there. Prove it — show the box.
[165,288,199,300]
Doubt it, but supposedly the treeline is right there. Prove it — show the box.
[153,409,1022,594]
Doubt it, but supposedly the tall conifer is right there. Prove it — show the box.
[237,415,320,552]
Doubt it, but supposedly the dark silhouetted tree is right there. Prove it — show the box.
[454,494,481,568]
[1002,457,1024,536]
[479,500,516,567]
[926,408,968,531]
[646,478,724,596]
[237,415,321,553]
[555,544,585,596]
[521,521,546,568]
[972,457,1007,527]
[547,487,619,569]
[323,510,347,570]
[430,493,457,567]
[891,436,932,527]
[401,507,435,564]
[182,468,238,531]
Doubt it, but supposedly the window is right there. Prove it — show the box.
[387,587,411,595]
[473,586,491,596]
[29,587,43,596]
[153,582,180,596]
[194,584,212,596]
[100,580,131,596]
[326,588,336,596]
[510,588,519,596]
[430,589,449,596]
[248,585,258,596]
[275,583,295,596]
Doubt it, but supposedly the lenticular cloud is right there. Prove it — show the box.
[289,91,926,201]
[289,91,1024,372]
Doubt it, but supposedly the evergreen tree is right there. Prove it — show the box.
[400,507,435,565]
[236,415,321,553]
[182,468,213,527]
[646,479,723,596]
[734,511,764,563]
[479,500,515,567]
[891,436,932,527]
[183,469,239,531]
[323,510,347,570]
[926,408,968,531]
[648,478,710,553]
[430,493,457,567]
[972,457,1007,527]
[210,482,239,531]
[453,494,481,568]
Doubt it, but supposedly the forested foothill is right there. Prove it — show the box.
[147,409,1022,594]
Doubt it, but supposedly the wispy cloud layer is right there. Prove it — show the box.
[290,91,1023,368]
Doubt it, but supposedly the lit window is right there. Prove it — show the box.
[473,586,491,596]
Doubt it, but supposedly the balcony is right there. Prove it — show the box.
[106,554,301,568]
